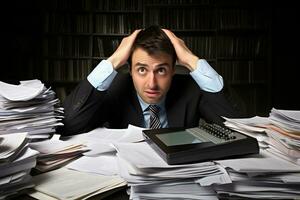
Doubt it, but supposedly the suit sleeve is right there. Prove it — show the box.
[57,79,110,136]
[199,90,241,125]
[58,60,120,136]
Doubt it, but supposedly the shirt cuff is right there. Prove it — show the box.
[190,59,224,92]
[87,60,118,91]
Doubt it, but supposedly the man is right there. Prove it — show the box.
[60,26,238,136]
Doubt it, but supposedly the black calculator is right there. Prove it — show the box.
[143,121,259,165]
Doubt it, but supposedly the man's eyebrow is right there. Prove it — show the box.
[134,62,148,67]
[156,63,170,67]
[134,62,171,68]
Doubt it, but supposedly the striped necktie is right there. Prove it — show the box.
[149,105,161,129]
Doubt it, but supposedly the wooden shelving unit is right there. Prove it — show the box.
[37,0,271,116]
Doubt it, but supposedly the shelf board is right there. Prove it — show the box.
[217,28,268,35]
[217,57,266,61]
[44,32,130,37]
[43,56,95,60]
[43,57,106,60]
[228,81,267,85]
[42,9,142,14]
[94,10,143,14]
[145,4,215,8]
[45,81,81,85]
[172,29,217,34]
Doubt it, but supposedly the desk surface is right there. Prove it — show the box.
[12,187,129,200]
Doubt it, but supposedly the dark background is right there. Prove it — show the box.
[271,3,299,111]
[1,0,299,116]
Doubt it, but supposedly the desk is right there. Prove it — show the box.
[12,187,129,200]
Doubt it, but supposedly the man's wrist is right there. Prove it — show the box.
[107,56,121,70]
[186,55,199,71]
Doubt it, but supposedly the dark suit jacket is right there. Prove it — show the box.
[59,73,239,136]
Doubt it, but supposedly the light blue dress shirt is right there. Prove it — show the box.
[87,59,224,128]
[137,95,168,128]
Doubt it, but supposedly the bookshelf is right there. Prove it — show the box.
[38,0,272,116]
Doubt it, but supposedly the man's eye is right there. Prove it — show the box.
[138,68,146,74]
[158,68,166,75]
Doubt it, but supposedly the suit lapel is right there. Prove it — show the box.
[126,88,144,127]
[166,91,186,128]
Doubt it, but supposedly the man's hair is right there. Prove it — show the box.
[129,25,176,67]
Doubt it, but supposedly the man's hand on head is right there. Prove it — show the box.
[108,29,141,69]
[162,29,199,71]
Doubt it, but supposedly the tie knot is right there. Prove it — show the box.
[148,105,160,114]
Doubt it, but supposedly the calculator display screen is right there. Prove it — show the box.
[156,131,202,146]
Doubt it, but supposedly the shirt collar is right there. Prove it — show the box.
[137,94,166,112]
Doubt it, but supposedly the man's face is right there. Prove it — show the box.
[131,48,175,104]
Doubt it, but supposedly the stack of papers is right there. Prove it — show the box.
[266,108,300,164]
[222,116,269,146]
[223,108,300,165]
[0,133,39,199]
[0,80,63,141]
[130,181,218,200]
[29,137,89,172]
[63,126,226,199]
[113,142,229,199]
[29,168,126,200]
[269,108,300,133]
[214,149,300,199]
[221,108,300,199]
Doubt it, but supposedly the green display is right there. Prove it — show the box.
[156,131,202,146]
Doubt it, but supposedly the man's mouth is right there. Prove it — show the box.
[145,90,160,98]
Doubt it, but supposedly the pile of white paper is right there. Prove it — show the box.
[0,80,63,141]
[113,142,230,199]
[223,108,300,165]
[0,133,39,199]
[28,168,126,200]
[29,136,89,172]
[269,108,300,133]
[25,126,147,200]
[221,108,300,199]
[266,109,300,163]
[63,125,226,199]
[214,149,300,199]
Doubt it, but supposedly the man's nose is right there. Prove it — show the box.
[148,72,157,88]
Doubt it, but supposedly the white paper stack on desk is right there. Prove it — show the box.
[29,168,126,200]
[29,136,89,172]
[24,125,145,200]
[223,108,300,165]
[214,149,300,199]
[0,79,63,141]
[63,126,223,199]
[266,108,300,164]
[221,108,300,199]
[113,142,230,200]
[0,132,39,199]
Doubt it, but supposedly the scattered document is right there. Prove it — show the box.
[29,139,89,172]
[66,154,119,176]
[29,168,126,200]
[0,79,44,101]
[63,124,145,156]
